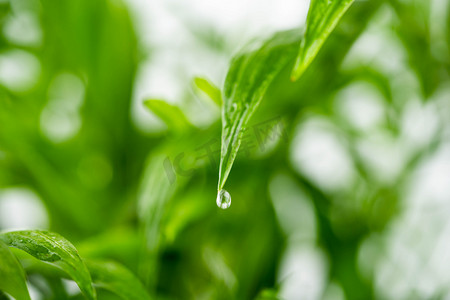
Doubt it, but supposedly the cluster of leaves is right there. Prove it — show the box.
[0,230,150,300]
[218,0,355,190]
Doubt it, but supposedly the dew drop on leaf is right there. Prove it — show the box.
[216,189,231,209]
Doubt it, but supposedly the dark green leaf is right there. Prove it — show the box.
[218,29,301,190]
[86,260,151,300]
[0,241,31,300]
[0,230,96,300]
[291,0,355,80]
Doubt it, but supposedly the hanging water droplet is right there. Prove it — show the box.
[216,189,231,209]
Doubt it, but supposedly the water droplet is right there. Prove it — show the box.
[216,189,231,209]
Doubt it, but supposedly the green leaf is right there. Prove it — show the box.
[291,0,355,80]
[143,99,191,132]
[0,230,96,300]
[254,288,281,300]
[86,260,151,300]
[218,29,301,190]
[137,153,176,287]
[0,241,31,300]
[192,76,222,106]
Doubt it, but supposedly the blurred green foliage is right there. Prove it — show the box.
[0,0,449,299]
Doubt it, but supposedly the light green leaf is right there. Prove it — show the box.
[291,0,355,80]
[218,29,301,191]
[0,230,96,300]
[86,260,151,300]
[0,241,31,300]
[193,77,222,106]
[143,99,191,132]
[254,288,281,300]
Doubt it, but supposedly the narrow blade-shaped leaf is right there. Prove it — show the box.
[218,29,301,191]
[86,260,151,300]
[291,0,355,81]
[0,230,96,300]
[137,153,176,286]
[0,241,31,300]
[193,77,222,106]
[143,99,192,132]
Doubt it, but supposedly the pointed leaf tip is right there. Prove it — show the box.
[193,76,223,107]
[291,0,355,81]
[218,29,301,190]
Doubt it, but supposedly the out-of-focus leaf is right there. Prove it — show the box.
[78,228,140,270]
[390,0,440,97]
[448,2,450,52]
[144,99,192,132]
[193,77,222,106]
[0,230,96,300]
[137,153,176,287]
[136,123,220,287]
[340,66,393,104]
[86,260,151,300]
[138,154,176,224]
[254,288,280,300]
[218,29,301,190]
[291,0,355,80]
[163,188,211,243]
[0,241,31,300]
